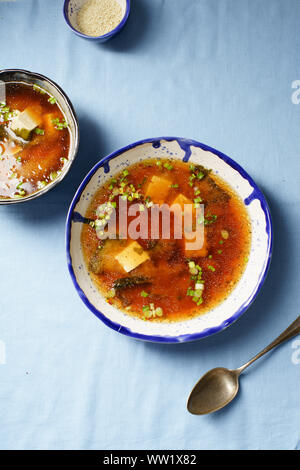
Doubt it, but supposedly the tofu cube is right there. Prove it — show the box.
[11,106,42,140]
[171,193,195,236]
[171,193,194,218]
[172,193,192,210]
[145,175,171,204]
[171,194,208,257]
[115,241,150,273]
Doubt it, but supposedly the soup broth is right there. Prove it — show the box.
[0,82,71,199]
[81,159,251,322]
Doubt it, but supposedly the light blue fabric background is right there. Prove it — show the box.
[0,0,299,450]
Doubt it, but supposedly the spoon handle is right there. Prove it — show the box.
[237,316,300,373]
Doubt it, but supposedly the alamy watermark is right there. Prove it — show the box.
[0,340,6,365]
[288,83,300,364]
[291,339,300,365]
[93,199,205,251]
[291,80,300,104]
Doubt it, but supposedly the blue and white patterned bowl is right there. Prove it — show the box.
[63,0,130,42]
[66,137,273,343]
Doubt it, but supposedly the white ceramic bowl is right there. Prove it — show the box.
[66,137,273,343]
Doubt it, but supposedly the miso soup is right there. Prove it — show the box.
[0,82,71,199]
[81,159,251,323]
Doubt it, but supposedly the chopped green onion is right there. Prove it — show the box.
[35,127,45,135]
[142,303,164,318]
[37,181,47,189]
[163,162,173,170]
[204,214,217,225]
[155,307,163,317]
[187,287,195,296]
[52,118,68,130]
[50,172,58,181]
[33,84,46,94]
[221,230,229,239]
[107,288,116,299]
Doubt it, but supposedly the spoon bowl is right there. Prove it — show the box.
[187,368,240,415]
[187,316,300,415]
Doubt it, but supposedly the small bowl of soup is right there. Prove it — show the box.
[66,137,273,343]
[0,69,79,204]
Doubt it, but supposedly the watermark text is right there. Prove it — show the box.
[291,339,300,365]
[0,340,6,365]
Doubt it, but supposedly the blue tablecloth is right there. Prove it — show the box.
[0,0,299,450]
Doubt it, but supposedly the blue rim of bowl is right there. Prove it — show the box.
[63,0,131,40]
[66,136,273,343]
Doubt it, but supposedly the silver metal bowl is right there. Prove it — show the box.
[0,69,79,205]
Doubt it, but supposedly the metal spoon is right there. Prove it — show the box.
[187,316,300,415]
